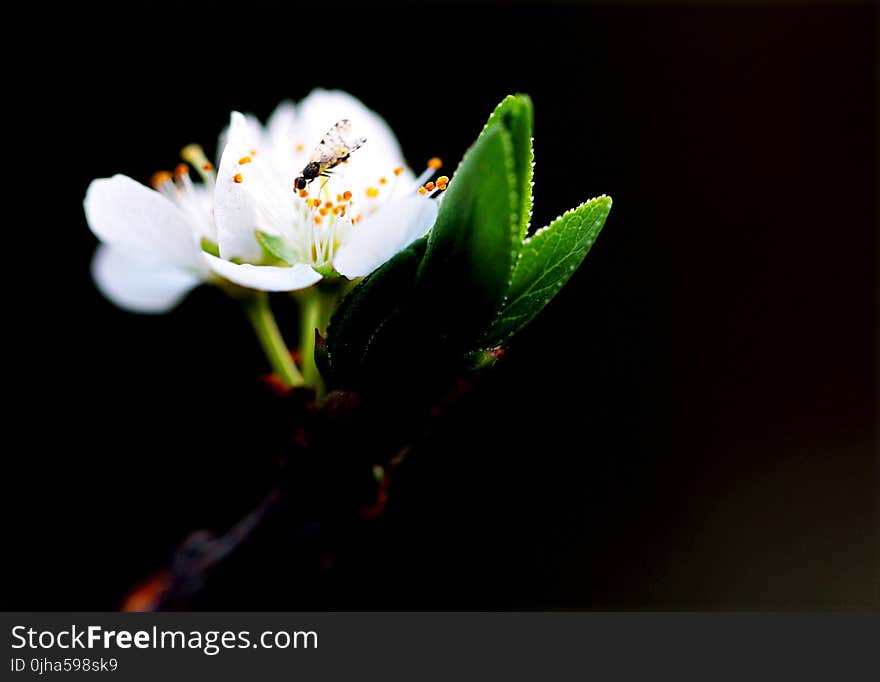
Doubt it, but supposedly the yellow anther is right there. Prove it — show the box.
[417,186,428,196]
[181,144,210,168]
[379,177,388,185]
[425,181,435,191]
[436,175,449,186]
[343,190,353,201]
[173,164,189,178]
[295,143,305,153]
[298,189,309,198]
[238,156,253,165]
[232,173,243,183]
[366,187,380,198]
[427,157,442,170]
[393,166,404,176]
[314,215,322,224]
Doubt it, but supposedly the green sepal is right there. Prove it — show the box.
[312,263,339,278]
[200,237,220,258]
[255,230,297,265]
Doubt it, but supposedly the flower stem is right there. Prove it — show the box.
[296,288,326,394]
[242,292,304,388]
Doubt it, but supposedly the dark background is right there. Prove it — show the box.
[4,5,876,609]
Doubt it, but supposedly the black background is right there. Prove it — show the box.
[4,4,876,609]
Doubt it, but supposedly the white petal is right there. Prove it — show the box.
[174,183,217,242]
[214,112,297,263]
[205,254,322,292]
[266,100,298,150]
[217,112,263,164]
[334,196,438,278]
[84,175,204,270]
[92,244,201,314]
[297,89,410,190]
[264,100,308,180]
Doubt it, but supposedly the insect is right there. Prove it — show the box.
[294,119,366,191]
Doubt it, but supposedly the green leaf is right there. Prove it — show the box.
[415,123,520,346]
[484,195,612,344]
[255,230,297,264]
[323,93,592,388]
[324,237,427,386]
[484,94,534,240]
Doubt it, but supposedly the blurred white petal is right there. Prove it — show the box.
[91,244,201,313]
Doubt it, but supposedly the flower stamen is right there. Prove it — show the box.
[181,144,215,185]
[149,171,173,190]
[413,156,444,192]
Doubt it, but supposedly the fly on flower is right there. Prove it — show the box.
[294,119,366,191]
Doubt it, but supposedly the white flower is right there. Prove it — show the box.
[209,89,441,289]
[84,89,443,314]
[84,168,214,314]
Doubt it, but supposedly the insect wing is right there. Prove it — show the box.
[309,119,366,167]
